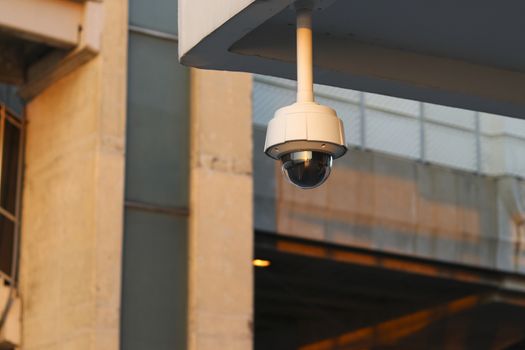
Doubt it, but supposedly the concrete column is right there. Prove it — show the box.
[188,69,253,350]
[19,1,127,349]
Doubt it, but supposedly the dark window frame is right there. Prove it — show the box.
[0,103,24,285]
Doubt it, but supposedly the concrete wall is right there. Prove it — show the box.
[189,69,253,350]
[19,0,128,349]
[254,126,525,275]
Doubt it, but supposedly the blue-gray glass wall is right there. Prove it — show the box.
[0,85,24,117]
[122,1,189,349]
[0,85,23,282]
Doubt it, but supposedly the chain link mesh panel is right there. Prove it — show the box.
[253,74,525,177]
[365,108,420,159]
[425,123,477,172]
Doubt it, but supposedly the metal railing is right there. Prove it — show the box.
[253,75,525,177]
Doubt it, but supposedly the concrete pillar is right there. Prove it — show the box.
[188,69,253,350]
[19,1,127,349]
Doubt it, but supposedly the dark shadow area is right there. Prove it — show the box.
[254,232,525,350]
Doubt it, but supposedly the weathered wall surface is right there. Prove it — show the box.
[19,1,128,349]
[254,126,525,274]
[189,70,253,350]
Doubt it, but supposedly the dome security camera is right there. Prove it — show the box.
[264,102,346,188]
[264,4,347,189]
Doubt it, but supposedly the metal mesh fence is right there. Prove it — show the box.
[253,74,525,177]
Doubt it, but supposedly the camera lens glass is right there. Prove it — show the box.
[280,151,333,189]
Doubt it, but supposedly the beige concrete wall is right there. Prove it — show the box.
[188,69,253,350]
[253,124,525,275]
[19,1,128,349]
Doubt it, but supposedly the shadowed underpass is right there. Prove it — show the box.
[254,232,525,350]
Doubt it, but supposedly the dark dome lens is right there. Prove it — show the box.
[280,151,333,189]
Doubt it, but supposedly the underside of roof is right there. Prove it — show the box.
[179,0,525,119]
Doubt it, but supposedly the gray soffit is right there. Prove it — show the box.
[179,0,525,119]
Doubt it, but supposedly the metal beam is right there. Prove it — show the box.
[0,0,83,49]
[299,294,490,350]
[255,232,525,293]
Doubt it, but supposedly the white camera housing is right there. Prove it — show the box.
[263,5,347,189]
[264,101,347,159]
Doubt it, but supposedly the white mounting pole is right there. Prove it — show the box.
[296,8,314,103]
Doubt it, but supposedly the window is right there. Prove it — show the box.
[0,104,23,283]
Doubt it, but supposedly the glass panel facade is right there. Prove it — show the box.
[121,209,188,350]
[0,95,23,280]
[130,0,178,35]
[1,119,21,214]
[126,32,190,208]
[122,2,190,347]
[0,85,24,118]
[0,215,14,276]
